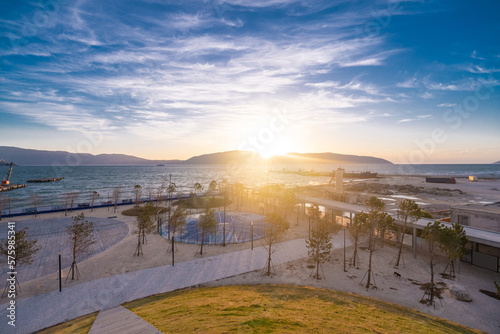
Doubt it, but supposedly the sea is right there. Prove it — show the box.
[1,164,499,211]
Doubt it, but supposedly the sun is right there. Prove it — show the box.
[259,138,294,159]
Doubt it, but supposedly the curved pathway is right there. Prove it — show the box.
[0,235,350,334]
[0,217,129,283]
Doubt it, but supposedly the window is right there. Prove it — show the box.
[457,215,469,226]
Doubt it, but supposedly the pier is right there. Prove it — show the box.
[27,177,64,183]
[0,183,26,192]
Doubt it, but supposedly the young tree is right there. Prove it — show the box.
[197,207,217,256]
[69,191,79,212]
[63,193,71,216]
[355,197,394,289]
[208,180,217,202]
[0,227,40,291]
[263,212,290,276]
[440,222,468,279]
[167,182,177,222]
[394,199,422,267]
[364,210,394,289]
[112,187,121,213]
[133,184,142,207]
[306,218,341,280]
[30,194,40,217]
[308,204,322,223]
[170,205,188,236]
[155,178,168,207]
[283,189,296,219]
[349,212,367,268]
[134,202,156,256]
[194,182,203,194]
[90,191,100,212]
[66,213,96,281]
[421,221,445,305]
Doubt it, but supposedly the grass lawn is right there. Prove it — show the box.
[122,206,169,216]
[123,285,482,334]
[35,312,98,334]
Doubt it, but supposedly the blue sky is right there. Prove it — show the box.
[0,0,499,163]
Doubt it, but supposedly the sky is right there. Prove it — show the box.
[0,0,499,164]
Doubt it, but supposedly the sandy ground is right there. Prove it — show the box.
[205,242,500,334]
[2,200,309,300]
[1,176,499,333]
[355,176,500,210]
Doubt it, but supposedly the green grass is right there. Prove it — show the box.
[123,285,483,334]
[121,206,169,216]
[173,197,231,209]
[35,312,98,334]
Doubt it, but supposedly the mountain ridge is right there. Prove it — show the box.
[0,146,392,166]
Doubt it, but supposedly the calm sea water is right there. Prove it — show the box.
[1,164,499,210]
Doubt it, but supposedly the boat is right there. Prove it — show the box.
[157,164,165,166]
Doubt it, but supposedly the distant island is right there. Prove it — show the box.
[494,161,500,164]
[0,159,16,166]
[0,146,393,166]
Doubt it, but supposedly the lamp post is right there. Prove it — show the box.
[223,180,226,247]
[251,221,254,250]
[343,226,347,272]
[58,252,62,292]
[308,216,311,239]
[172,236,175,266]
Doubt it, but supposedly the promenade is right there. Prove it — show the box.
[0,237,313,334]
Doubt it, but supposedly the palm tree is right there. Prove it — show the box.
[194,182,203,194]
[133,185,142,207]
[208,180,218,204]
[90,191,100,212]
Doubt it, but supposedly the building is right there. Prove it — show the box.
[306,196,500,272]
[451,204,500,232]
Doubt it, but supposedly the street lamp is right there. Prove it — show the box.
[222,180,227,247]
[251,221,254,250]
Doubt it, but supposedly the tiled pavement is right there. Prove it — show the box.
[88,306,162,334]
[0,217,129,283]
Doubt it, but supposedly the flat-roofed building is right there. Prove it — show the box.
[451,204,500,232]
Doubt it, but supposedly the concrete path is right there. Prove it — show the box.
[0,235,349,334]
[89,306,161,334]
[0,217,128,283]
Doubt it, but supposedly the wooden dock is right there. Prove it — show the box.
[27,177,64,183]
[0,184,26,192]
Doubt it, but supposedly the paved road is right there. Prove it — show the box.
[0,237,315,333]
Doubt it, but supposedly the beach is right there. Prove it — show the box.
[1,175,499,333]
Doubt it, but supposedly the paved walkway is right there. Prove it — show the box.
[0,235,349,333]
[0,217,128,283]
[89,306,161,334]
[0,238,306,333]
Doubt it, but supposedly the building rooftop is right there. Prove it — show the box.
[452,204,500,215]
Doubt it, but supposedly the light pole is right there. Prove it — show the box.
[58,252,62,292]
[251,221,254,250]
[308,216,311,239]
[223,180,226,247]
[343,226,347,272]
[172,236,175,266]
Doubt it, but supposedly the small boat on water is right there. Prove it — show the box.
[157,164,165,166]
